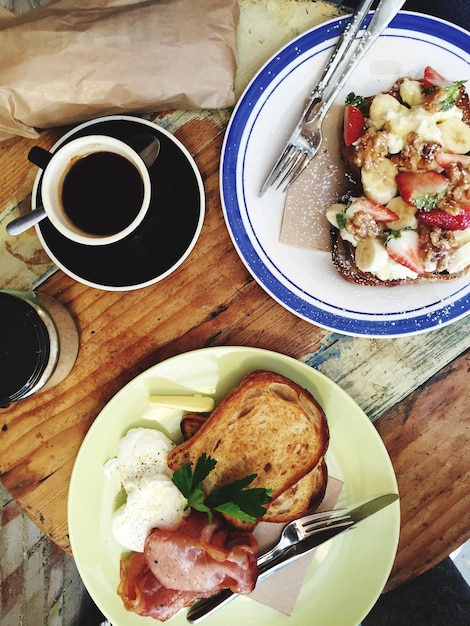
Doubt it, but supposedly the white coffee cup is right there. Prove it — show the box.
[37,135,151,246]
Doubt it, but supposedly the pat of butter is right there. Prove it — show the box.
[148,395,215,412]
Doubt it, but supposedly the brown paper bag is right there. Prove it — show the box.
[0,0,239,141]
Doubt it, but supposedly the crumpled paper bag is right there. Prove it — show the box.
[0,0,239,141]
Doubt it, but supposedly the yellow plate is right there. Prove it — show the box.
[68,346,399,625]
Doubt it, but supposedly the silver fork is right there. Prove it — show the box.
[260,0,406,195]
[257,507,352,568]
[186,508,353,623]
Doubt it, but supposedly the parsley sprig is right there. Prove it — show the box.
[171,453,273,524]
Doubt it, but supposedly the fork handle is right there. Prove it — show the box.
[305,0,376,111]
[309,0,406,127]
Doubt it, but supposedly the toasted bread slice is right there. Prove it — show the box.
[180,413,209,440]
[168,370,329,528]
[331,227,470,286]
[179,406,328,526]
[263,459,328,523]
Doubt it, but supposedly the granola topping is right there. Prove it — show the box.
[325,66,470,282]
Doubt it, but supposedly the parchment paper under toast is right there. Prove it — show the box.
[251,476,343,615]
[280,105,360,252]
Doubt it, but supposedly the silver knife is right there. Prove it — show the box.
[259,0,375,196]
[260,0,405,195]
[186,493,399,623]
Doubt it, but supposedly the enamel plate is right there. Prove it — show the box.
[68,346,399,626]
[220,12,470,337]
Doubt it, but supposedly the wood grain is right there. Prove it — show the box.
[0,1,469,590]
[376,348,470,591]
[0,112,329,552]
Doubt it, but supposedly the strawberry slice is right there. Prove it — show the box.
[349,197,399,222]
[417,208,470,230]
[396,171,449,210]
[423,66,451,89]
[435,152,470,168]
[385,229,425,274]
[343,104,365,146]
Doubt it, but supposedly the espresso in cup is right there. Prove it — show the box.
[61,150,145,236]
[39,135,151,245]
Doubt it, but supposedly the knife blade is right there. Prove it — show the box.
[186,493,399,623]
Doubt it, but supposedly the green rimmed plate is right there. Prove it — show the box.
[68,346,399,625]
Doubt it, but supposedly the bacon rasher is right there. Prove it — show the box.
[118,511,258,621]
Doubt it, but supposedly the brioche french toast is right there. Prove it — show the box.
[168,370,329,529]
[326,66,470,285]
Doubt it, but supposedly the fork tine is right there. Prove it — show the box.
[260,143,298,194]
[301,513,351,531]
[282,151,311,190]
[302,516,354,538]
[274,148,306,190]
[275,149,311,191]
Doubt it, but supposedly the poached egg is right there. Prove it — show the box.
[105,427,188,552]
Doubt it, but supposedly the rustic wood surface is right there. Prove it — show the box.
[376,347,470,592]
[0,0,469,598]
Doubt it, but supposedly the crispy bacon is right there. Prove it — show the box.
[117,511,258,621]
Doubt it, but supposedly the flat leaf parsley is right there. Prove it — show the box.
[171,453,273,523]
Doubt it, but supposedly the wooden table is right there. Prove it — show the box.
[0,0,469,596]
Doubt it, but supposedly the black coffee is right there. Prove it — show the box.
[61,151,145,236]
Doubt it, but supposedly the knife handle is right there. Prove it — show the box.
[186,588,237,624]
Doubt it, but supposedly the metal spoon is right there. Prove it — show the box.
[6,134,160,236]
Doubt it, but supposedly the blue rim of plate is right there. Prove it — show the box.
[220,12,470,337]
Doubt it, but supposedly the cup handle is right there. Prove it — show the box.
[28,146,53,169]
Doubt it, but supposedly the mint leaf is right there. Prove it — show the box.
[336,212,347,230]
[345,92,368,113]
[413,190,445,211]
[441,80,467,111]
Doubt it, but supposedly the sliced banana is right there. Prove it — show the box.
[325,203,347,228]
[453,229,470,246]
[386,196,418,230]
[369,93,406,129]
[447,241,470,274]
[399,78,424,107]
[355,237,389,273]
[438,118,470,154]
[361,158,398,205]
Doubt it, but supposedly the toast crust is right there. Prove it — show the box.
[168,370,329,527]
[262,459,328,522]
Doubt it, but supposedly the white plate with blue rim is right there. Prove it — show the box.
[220,11,470,337]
